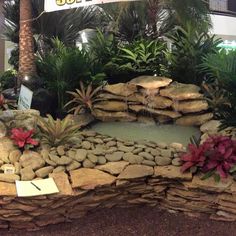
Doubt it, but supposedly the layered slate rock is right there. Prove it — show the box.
[175,113,213,126]
[160,82,203,100]
[93,77,210,126]
[70,168,116,189]
[129,76,172,89]
[117,164,153,179]
[103,83,137,97]
[172,100,209,113]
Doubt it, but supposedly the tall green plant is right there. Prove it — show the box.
[166,25,221,85]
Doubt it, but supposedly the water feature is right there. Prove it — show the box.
[90,122,201,146]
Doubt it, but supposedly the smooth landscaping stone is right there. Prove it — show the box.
[74,149,87,162]
[138,152,154,161]
[155,156,172,166]
[103,83,137,96]
[9,150,21,164]
[170,142,184,151]
[81,141,92,150]
[160,149,173,158]
[154,165,192,180]
[20,167,35,181]
[106,141,117,147]
[150,149,160,156]
[35,166,54,178]
[53,166,66,173]
[56,146,65,156]
[123,153,143,164]
[83,159,95,168]
[14,162,21,175]
[105,147,118,154]
[70,168,116,189]
[200,120,221,134]
[132,148,143,154]
[91,148,104,155]
[105,152,124,162]
[87,154,98,164]
[117,164,153,179]
[66,161,81,171]
[118,145,135,153]
[49,155,72,165]
[0,150,10,163]
[172,100,208,113]
[157,142,168,149]
[172,158,182,166]
[95,161,129,175]
[97,156,107,165]
[19,151,45,170]
[67,150,76,159]
[142,160,156,167]
[0,181,16,195]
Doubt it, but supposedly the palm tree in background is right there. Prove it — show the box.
[19,0,36,79]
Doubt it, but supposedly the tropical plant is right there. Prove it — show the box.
[0,69,17,89]
[65,81,103,115]
[36,38,105,112]
[181,135,236,181]
[104,38,167,82]
[166,24,222,85]
[200,50,236,129]
[10,128,39,150]
[37,115,80,147]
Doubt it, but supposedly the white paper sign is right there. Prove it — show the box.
[15,178,59,197]
[18,85,33,110]
[44,0,138,12]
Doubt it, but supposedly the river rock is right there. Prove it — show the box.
[137,116,156,124]
[172,158,182,166]
[142,160,156,166]
[0,173,20,183]
[67,150,76,159]
[105,152,124,162]
[19,151,45,170]
[0,150,10,163]
[20,166,35,181]
[106,141,117,147]
[118,145,135,153]
[97,156,107,165]
[138,152,154,161]
[35,166,54,178]
[56,146,65,156]
[95,161,129,175]
[94,101,128,112]
[155,156,172,166]
[147,96,173,109]
[172,100,208,113]
[83,159,95,168]
[9,150,21,164]
[14,162,21,175]
[53,166,66,173]
[160,149,173,158]
[87,154,98,164]
[81,141,92,150]
[160,82,203,100]
[49,155,72,165]
[66,161,81,171]
[130,76,172,89]
[200,120,221,134]
[175,113,213,126]
[117,164,154,179]
[103,83,137,97]
[123,153,143,164]
[74,149,87,162]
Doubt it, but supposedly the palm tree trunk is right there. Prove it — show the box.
[19,0,36,79]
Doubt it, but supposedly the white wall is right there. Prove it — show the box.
[211,14,236,36]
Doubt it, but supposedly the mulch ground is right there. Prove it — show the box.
[1,206,235,236]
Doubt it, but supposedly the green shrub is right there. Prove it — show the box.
[0,69,17,89]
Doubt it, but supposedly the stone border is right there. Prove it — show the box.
[0,165,235,231]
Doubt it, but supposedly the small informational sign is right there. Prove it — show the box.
[18,85,33,110]
[44,0,138,12]
[15,178,59,197]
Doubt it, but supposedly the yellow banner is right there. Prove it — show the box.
[44,0,138,12]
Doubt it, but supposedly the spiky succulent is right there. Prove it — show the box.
[37,115,80,147]
[65,81,103,115]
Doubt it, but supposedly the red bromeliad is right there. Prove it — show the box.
[181,135,236,179]
[10,128,39,149]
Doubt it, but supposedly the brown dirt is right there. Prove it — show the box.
[1,206,235,236]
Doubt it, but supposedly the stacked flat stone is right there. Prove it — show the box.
[92,76,213,126]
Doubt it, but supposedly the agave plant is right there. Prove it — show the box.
[37,115,80,147]
[65,81,103,115]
